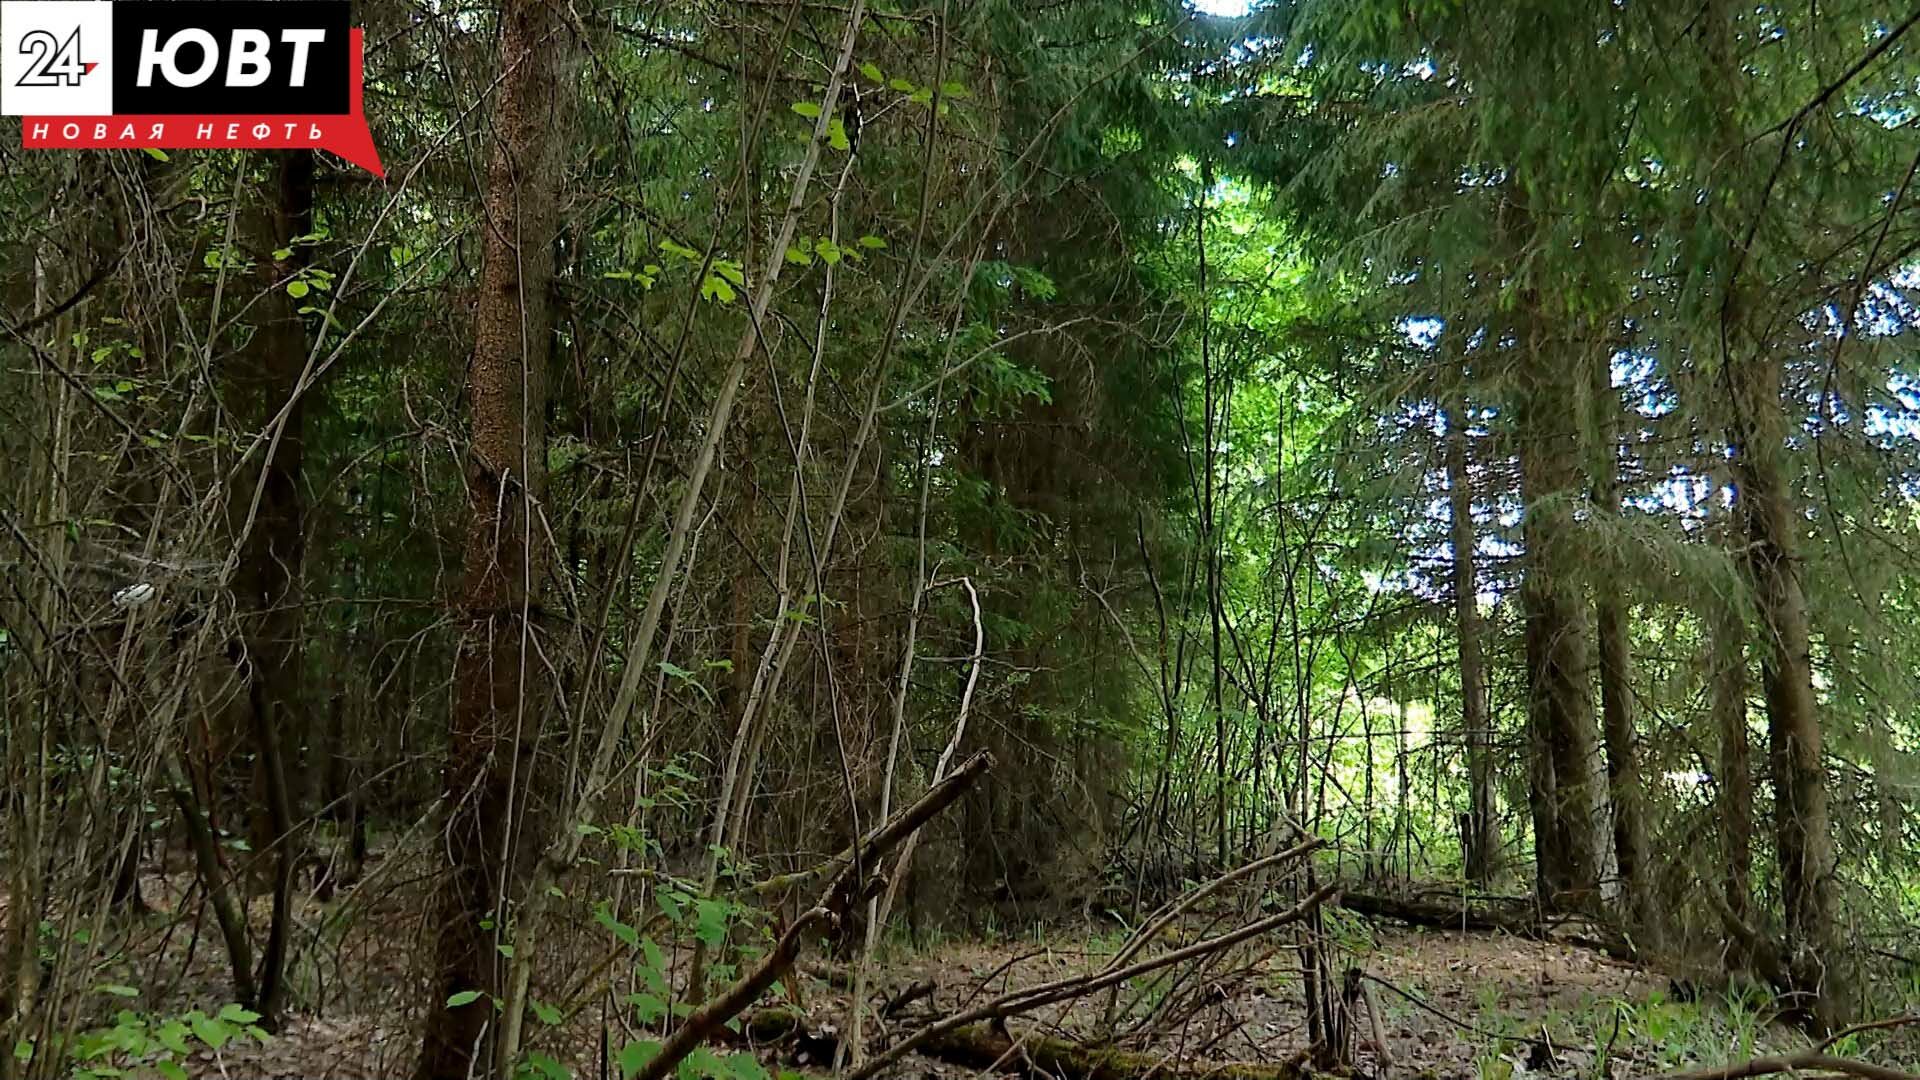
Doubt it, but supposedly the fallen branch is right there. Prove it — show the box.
[920,1024,1305,1080]
[845,884,1341,1080]
[1336,890,1641,964]
[754,750,995,900]
[1649,1053,1920,1080]
[629,751,995,1080]
[733,1010,1304,1080]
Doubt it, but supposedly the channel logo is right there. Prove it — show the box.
[2,1,381,175]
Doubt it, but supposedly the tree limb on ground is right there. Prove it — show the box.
[736,1010,1306,1080]
[1650,1053,1920,1080]
[845,883,1342,1080]
[1336,890,1641,964]
[628,751,994,1080]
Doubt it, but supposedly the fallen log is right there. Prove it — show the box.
[1335,891,1642,964]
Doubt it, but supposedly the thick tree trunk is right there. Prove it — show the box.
[227,149,315,1028]
[1727,356,1844,1028]
[1443,394,1495,884]
[415,3,576,1076]
[1515,335,1603,910]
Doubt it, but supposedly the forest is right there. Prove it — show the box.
[2,0,1920,1078]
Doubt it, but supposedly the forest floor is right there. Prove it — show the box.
[34,858,1850,1080]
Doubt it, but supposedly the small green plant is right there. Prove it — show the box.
[27,999,270,1080]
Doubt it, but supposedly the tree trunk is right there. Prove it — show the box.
[1727,355,1844,1028]
[415,2,576,1075]
[1709,584,1755,972]
[1590,414,1653,945]
[1515,332,1603,910]
[1595,590,1651,936]
[227,148,315,1029]
[1443,394,1495,884]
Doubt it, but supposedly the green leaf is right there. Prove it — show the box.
[595,903,640,946]
[497,944,515,959]
[286,280,310,298]
[188,1012,230,1051]
[156,1062,189,1080]
[858,61,884,83]
[856,235,887,249]
[155,1022,191,1055]
[728,1052,771,1080]
[815,240,842,266]
[888,77,916,93]
[827,118,850,151]
[784,245,814,266]
[617,1040,662,1079]
[219,1004,261,1024]
[96,984,139,998]
[656,891,684,923]
[790,101,822,119]
[448,990,485,1008]
[531,999,562,1026]
[694,898,729,948]
[939,81,970,99]
[681,1046,729,1080]
[141,147,169,162]
[11,1040,30,1064]
[700,274,737,304]
[659,238,700,261]
[638,938,669,992]
[625,992,668,1024]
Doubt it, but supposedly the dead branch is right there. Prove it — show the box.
[754,750,995,900]
[845,884,1341,1080]
[628,751,995,1080]
[1649,1053,1920,1080]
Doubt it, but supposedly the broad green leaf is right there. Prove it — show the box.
[447,990,485,1008]
[857,61,883,83]
[617,1040,662,1079]
[790,101,822,119]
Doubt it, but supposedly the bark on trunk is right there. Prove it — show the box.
[414,3,576,1076]
[1515,339,1603,911]
[1443,394,1495,884]
[1590,419,1653,945]
[1595,592,1652,939]
[1709,589,1755,972]
[1727,356,1844,1028]
[226,149,315,1027]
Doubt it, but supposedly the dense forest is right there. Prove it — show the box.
[3,1,1920,1078]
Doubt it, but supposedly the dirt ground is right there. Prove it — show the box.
[18,865,1867,1079]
